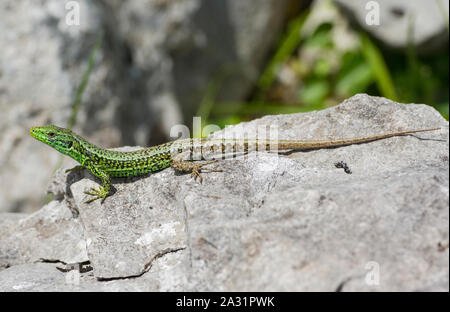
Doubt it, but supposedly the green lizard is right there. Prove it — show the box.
[30,125,440,204]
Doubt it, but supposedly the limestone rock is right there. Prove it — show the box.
[0,0,293,213]
[334,0,449,54]
[0,94,448,291]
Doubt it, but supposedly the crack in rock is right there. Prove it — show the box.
[97,247,185,281]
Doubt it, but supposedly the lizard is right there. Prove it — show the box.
[30,125,441,204]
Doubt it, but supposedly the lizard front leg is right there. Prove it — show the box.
[83,161,112,204]
[171,152,222,183]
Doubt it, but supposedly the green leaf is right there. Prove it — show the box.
[335,62,373,97]
[258,9,310,91]
[303,23,333,48]
[359,32,397,101]
[435,101,449,120]
[313,58,332,78]
[298,80,330,107]
[68,31,103,130]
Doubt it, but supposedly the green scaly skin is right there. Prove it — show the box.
[30,125,441,204]
[31,125,174,203]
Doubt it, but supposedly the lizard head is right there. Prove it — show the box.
[30,125,80,159]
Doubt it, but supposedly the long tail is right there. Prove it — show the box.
[169,127,441,157]
[275,127,441,150]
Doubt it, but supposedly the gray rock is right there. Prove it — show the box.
[1,94,448,291]
[103,0,294,132]
[0,0,114,213]
[0,251,189,291]
[0,212,28,268]
[0,263,73,292]
[334,0,449,54]
[70,178,187,279]
[0,0,293,213]
[168,0,293,118]
[0,200,88,266]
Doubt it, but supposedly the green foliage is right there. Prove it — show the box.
[49,31,104,194]
[335,53,372,97]
[359,32,397,101]
[68,31,104,130]
[258,10,310,92]
[304,23,333,49]
[298,80,330,107]
[204,2,448,125]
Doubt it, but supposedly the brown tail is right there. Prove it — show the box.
[277,127,441,150]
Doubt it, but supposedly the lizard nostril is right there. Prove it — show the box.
[30,127,38,138]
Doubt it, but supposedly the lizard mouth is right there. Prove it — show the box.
[30,127,39,139]
[30,127,47,144]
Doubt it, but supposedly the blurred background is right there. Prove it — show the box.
[0,0,448,212]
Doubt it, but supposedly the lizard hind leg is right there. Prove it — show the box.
[189,160,223,183]
[172,153,222,183]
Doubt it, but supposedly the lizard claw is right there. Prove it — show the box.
[190,167,203,183]
[188,160,223,183]
[84,186,108,204]
[172,155,222,183]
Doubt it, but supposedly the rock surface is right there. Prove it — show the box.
[334,0,449,54]
[0,0,294,213]
[0,201,88,266]
[0,94,448,291]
